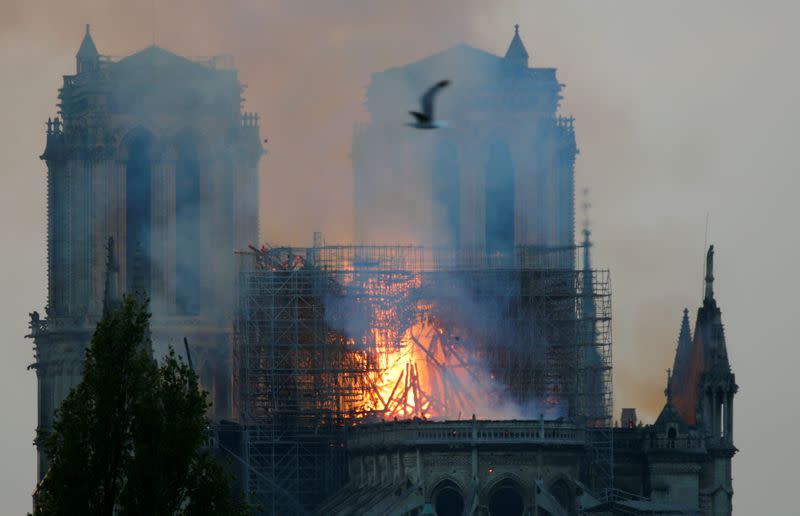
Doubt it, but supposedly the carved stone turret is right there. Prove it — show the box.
[76,24,99,74]
[667,245,737,515]
[504,24,530,67]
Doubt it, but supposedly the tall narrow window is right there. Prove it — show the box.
[125,130,153,293]
[433,142,460,248]
[485,140,515,257]
[175,135,202,315]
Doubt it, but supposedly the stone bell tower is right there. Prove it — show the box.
[28,25,263,480]
[353,25,577,262]
[693,246,737,515]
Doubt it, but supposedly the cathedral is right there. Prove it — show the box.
[27,25,737,516]
[27,25,262,479]
[318,288,738,515]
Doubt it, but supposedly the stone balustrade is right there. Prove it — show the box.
[348,418,585,451]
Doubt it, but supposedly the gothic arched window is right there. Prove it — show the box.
[124,129,154,293]
[175,133,202,315]
[485,140,515,258]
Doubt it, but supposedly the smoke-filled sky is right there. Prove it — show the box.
[1,1,795,513]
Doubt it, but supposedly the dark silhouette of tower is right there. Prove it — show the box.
[669,245,737,514]
[29,25,263,480]
[353,25,577,260]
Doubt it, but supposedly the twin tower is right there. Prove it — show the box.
[31,25,581,480]
[29,26,261,478]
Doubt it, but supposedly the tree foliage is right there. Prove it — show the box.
[33,295,248,516]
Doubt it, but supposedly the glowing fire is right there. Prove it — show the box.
[338,268,488,421]
[244,246,571,424]
[360,310,481,420]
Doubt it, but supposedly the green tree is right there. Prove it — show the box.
[33,295,248,516]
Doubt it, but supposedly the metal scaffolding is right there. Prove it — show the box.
[232,244,612,514]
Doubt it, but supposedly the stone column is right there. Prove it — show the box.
[71,159,93,316]
[234,157,260,252]
[416,448,424,489]
[55,160,75,317]
[90,160,106,315]
[397,449,405,480]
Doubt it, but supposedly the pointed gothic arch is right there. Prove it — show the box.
[485,139,515,258]
[486,477,526,516]
[431,478,466,516]
[174,130,205,315]
[121,127,156,294]
[548,477,574,514]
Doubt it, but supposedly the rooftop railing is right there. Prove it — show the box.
[347,419,586,451]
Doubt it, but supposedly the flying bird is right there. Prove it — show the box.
[408,79,451,129]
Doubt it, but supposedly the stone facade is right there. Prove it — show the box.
[28,25,262,480]
[352,26,577,263]
[318,419,589,516]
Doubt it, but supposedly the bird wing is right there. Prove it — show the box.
[409,111,430,125]
[419,79,451,119]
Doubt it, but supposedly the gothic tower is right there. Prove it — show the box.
[352,26,577,263]
[670,245,737,514]
[29,26,263,480]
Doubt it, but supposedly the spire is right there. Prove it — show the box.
[131,241,148,302]
[654,367,686,428]
[579,190,598,358]
[76,24,99,74]
[704,244,714,302]
[77,24,98,58]
[580,189,595,315]
[581,218,595,315]
[679,308,691,345]
[671,245,734,426]
[103,237,121,315]
[668,308,693,422]
[672,308,692,372]
[665,368,673,404]
[581,193,592,272]
[504,24,530,67]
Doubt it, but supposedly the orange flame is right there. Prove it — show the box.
[348,279,485,420]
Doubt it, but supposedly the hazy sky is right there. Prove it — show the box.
[1,1,794,513]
